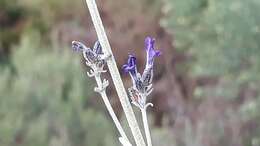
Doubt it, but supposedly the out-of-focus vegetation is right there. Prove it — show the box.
[0,31,118,146]
[162,0,260,145]
[0,0,119,145]
[0,0,260,146]
[163,0,260,79]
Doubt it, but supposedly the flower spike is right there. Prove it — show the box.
[122,37,160,146]
[123,55,146,93]
[142,37,161,90]
[72,40,132,146]
[79,1,149,145]
[123,37,160,110]
[72,40,106,69]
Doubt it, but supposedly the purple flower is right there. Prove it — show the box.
[123,37,161,94]
[144,37,161,67]
[72,40,105,67]
[122,55,146,92]
[122,54,137,75]
[141,37,161,87]
[123,37,160,107]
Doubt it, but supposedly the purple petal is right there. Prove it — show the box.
[145,37,155,51]
[122,54,137,73]
[72,41,87,52]
[128,54,137,66]
[122,55,142,88]
[122,64,135,73]
[93,41,103,55]
[155,50,162,56]
[144,37,161,66]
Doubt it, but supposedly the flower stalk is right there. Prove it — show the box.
[84,0,146,146]
[72,41,131,146]
[123,37,161,146]
[94,72,132,146]
[72,1,161,146]
[141,107,152,146]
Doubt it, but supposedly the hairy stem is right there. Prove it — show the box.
[141,109,152,146]
[94,74,131,146]
[85,0,146,146]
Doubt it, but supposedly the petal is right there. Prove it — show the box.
[122,54,137,73]
[72,41,88,52]
[122,54,146,92]
[154,50,162,57]
[144,37,161,66]
[93,41,103,55]
[144,37,155,51]
[122,64,135,73]
[128,54,137,66]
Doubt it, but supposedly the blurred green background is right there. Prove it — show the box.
[0,0,260,146]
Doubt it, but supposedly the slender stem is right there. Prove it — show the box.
[85,0,146,146]
[141,109,152,146]
[94,74,131,146]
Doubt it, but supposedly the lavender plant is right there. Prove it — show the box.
[72,0,160,146]
[72,40,131,146]
[123,37,161,146]
[123,37,161,109]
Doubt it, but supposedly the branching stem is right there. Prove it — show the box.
[85,0,146,146]
[94,72,131,146]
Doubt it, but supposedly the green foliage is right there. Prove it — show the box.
[0,0,26,51]
[162,0,260,100]
[163,0,260,145]
[0,31,117,146]
[163,0,260,78]
[0,0,84,50]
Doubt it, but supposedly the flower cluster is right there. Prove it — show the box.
[123,37,161,109]
[72,40,110,92]
[72,40,106,69]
